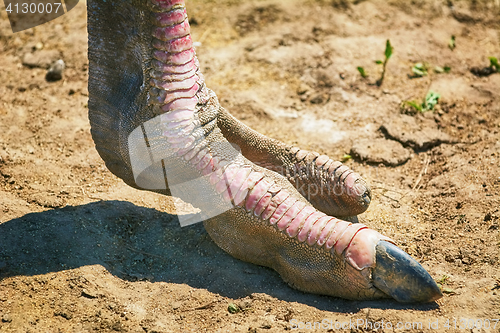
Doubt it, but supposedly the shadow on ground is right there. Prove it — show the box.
[0,201,438,312]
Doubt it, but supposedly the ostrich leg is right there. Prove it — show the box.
[87,0,442,302]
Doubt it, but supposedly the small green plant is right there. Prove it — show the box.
[404,100,423,112]
[356,40,392,83]
[434,65,451,74]
[404,91,441,113]
[423,91,440,110]
[436,275,450,286]
[341,154,352,162]
[442,287,456,295]
[435,275,455,295]
[375,39,393,86]
[448,35,456,51]
[412,62,429,77]
[228,303,240,314]
[413,62,450,76]
[489,57,499,71]
[356,66,367,78]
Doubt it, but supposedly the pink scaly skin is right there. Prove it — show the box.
[148,0,397,299]
[216,108,372,218]
[87,0,442,302]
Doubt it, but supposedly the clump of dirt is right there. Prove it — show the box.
[235,4,285,36]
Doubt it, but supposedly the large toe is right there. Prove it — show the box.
[372,241,442,303]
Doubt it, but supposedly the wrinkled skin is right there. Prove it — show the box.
[87,0,442,302]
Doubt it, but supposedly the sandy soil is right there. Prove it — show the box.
[0,0,499,332]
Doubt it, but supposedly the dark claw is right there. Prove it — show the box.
[360,190,371,208]
[372,241,443,303]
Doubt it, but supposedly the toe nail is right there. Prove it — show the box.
[372,241,442,303]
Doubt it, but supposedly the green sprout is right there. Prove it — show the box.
[442,287,456,295]
[357,66,368,78]
[423,91,441,111]
[341,154,352,162]
[436,275,450,286]
[489,57,499,71]
[376,39,393,86]
[404,100,423,112]
[412,62,429,77]
[434,65,451,74]
[448,35,456,51]
[404,91,441,113]
[228,303,240,314]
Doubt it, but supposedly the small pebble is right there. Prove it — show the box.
[237,299,252,310]
[46,59,65,81]
[81,289,98,299]
[350,138,411,166]
[309,93,324,104]
[22,50,60,69]
[2,314,12,323]
[260,322,272,329]
[296,83,311,95]
[171,301,182,310]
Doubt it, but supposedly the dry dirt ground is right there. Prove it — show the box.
[1,0,500,332]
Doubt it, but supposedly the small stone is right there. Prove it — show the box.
[422,111,435,119]
[297,83,311,95]
[260,321,272,329]
[54,311,73,320]
[250,293,273,302]
[309,93,324,104]
[380,114,455,150]
[2,314,12,323]
[22,50,61,69]
[171,301,182,310]
[484,212,492,221]
[237,298,252,310]
[477,117,487,124]
[350,138,411,166]
[46,60,65,82]
[81,289,98,299]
